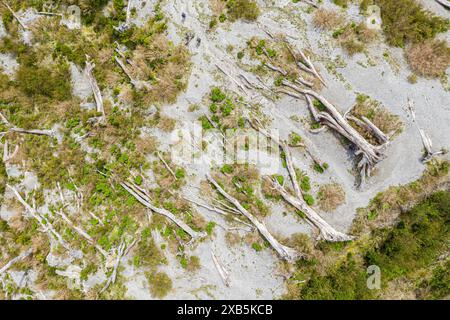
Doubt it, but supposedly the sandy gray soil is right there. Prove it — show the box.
[0,0,449,300]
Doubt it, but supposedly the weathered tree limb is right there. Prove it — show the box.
[270,179,353,242]
[120,181,206,239]
[0,248,32,275]
[84,58,106,123]
[183,196,254,230]
[249,119,353,241]
[206,174,299,262]
[407,99,445,163]
[7,185,74,253]
[114,55,153,91]
[1,1,27,30]
[435,0,450,10]
[56,210,108,258]
[9,127,55,137]
[215,64,249,96]
[279,82,387,184]
[211,250,230,287]
[101,240,126,293]
[157,151,178,180]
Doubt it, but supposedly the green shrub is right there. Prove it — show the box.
[226,0,260,22]
[147,272,172,298]
[375,0,448,47]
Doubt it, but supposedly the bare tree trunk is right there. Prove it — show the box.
[120,181,206,239]
[1,1,27,29]
[250,119,353,242]
[101,240,126,293]
[206,174,299,262]
[211,250,230,287]
[435,0,450,9]
[84,58,106,123]
[0,248,32,275]
[407,99,445,162]
[270,179,354,242]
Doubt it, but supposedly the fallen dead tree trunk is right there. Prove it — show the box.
[211,250,231,287]
[270,179,353,242]
[56,210,108,258]
[1,111,55,137]
[84,58,106,123]
[0,248,32,275]
[407,99,445,163]
[1,1,27,30]
[206,174,299,262]
[120,181,206,240]
[249,119,353,242]
[435,0,450,10]
[101,240,127,293]
[114,54,153,91]
[7,185,76,255]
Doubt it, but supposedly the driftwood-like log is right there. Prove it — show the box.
[114,55,153,91]
[183,196,254,230]
[1,1,27,29]
[270,179,353,242]
[101,240,126,293]
[84,58,106,123]
[279,82,387,185]
[157,152,178,180]
[435,0,450,10]
[0,248,32,275]
[211,250,231,287]
[121,181,206,239]
[407,99,444,163]
[7,185,74,254]
[206,174,298,262]
[56,210,108,258]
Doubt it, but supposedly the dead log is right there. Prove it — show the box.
[7,185,75,254]
[249,119,353,242]
[56,210,108,258]
[270,179,353,242]
[211,250,230,287]
[1,1,27,30]
[101,240,126,293]
[157,151,178,180]
[407,99,445,162]
[435,0,450,9]
[120,181,206,239]
[279,82,387,184]
[84,58,106,123]
[0,248,32,275]
[206,174,299,262]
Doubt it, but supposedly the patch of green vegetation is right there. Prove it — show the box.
[226,0,260,22]
[374,0,448,47]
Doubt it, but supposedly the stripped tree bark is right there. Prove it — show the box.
[206,174,299,262]
[1,111,55,137]
[435,0,450,10]
[249,119,353,242]
[120,181,206,239]
[407,98,445,163]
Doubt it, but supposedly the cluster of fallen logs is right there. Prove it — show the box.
[255,35,389,186]
[249,119,354,243]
